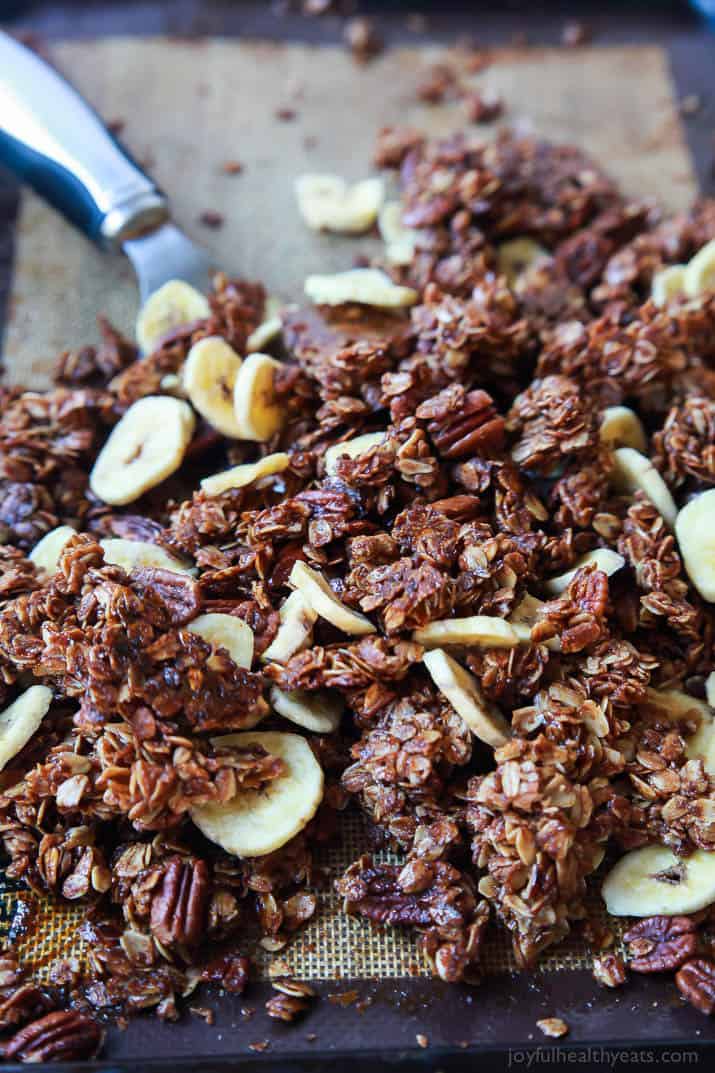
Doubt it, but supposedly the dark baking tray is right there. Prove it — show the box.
[1,3,715,1068]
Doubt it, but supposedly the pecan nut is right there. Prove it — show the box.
[3,1010,104,1062]
[676,958,715,1015]
[149,856,210,948]
[624,915,698,973]
[593,953,627,988]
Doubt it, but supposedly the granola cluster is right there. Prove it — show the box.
[1,125,715,1053]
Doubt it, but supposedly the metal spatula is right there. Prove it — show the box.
[0,31,214,311]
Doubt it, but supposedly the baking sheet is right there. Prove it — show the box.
[2,38,697,385]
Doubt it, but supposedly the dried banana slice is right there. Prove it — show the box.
[707,672,715,709]
[0,685,53,773]
[324,432,387,476]
[200,453,290,496]
[136,279,210,354]
[413,616,522,649]
[190,731,324,857]
[651,264,687,307]
[611,447,677,527]
[422,648,510,748]
[599,406,647,452]
[289,560,375,636]
[684,239,715,298]
[29,525,76,576]
[641,688,715,774]
[188,613,254,670]
[508,594,561,651]
[183,336,244,438]
[90,396,195,506]
[496,238,548,287]
[246,298,283,353]
[262,591,318,664]
[270,686,342,734]
[232,353,285,442]
[304,268,418,309]
[603,845,715,917]
[378,201,418,266]
[544,549,625,596]
[101,538,195,575]
[675,489,715,602]
[295,174,384,234]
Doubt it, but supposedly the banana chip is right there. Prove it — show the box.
[201,453,290,497]
[289,560,375,636]
[305,268,417,309]
[188,613,254,670]
[423,648,510,748]
[29,525,76,576]
[611,447,677,527]
[136,279,210,354]
[413,616,522,649]
[599,406,647,452]
[496,238,548,286]
[101,538,195,575]
[191,731,324,857]
[378,201,418,266]
[603,845,715,917]
[324,432,388,476]
[270,686,342,734]
[0,686,53,773]
[543,549,625,596]
[90,396,195,506]
[232,353,285,442]
[651,264,687,307]
[675,489,715,602]
[183,336,244,438]
[295,174,384,234]
[262,591,318,664]
[683,239,715,298]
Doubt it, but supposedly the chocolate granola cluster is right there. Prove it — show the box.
[0,127,715,1053]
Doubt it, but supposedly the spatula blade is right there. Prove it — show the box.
[122,222,215,304]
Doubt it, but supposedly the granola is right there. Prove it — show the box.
[0,119,715,1060]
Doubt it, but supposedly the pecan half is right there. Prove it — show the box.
[624,915,698,973]
[149,856,210,949]
[676,958,715,1015]
[3,1010,104,1061]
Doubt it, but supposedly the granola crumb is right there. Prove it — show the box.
[249,1040,271,1053]
[561,21,592,47]
[199,210,224,229]
[537,1017,569,1038]
[275,107,297,121]
[343,17,383,64]
[464,90,503,124]
[221,160,244,175]
[189,1006,215,1025]
[416,1033,429,1048]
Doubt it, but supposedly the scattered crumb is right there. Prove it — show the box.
[305,1032,318,1042]
[240,1007,256,1020]
[537,1017,569,1039]
[561,21,592,48]
[275,107,297,121]
[199,210,224,229]
[189,1006,215,1026]
[107,118,125,136]
[416,1033,429,1048]
[248,1040,271,1053]
[328,989,360,1007]
[464,90,503,124]
[221,160,244,175]
[344,16,383,64]
[680,94,702,117]
[416,63,459,104]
